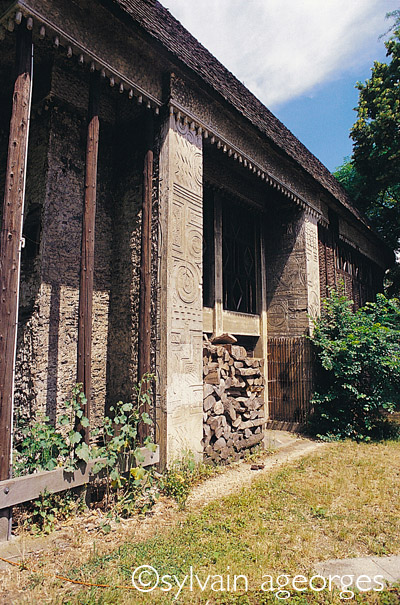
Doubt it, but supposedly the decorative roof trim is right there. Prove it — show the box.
[0,3,161,113]
[170,100,322,221]
[338,234,387,269]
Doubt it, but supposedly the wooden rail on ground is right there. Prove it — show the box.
[0,445,159,542]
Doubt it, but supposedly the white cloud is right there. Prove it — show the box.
[162,0,398,108]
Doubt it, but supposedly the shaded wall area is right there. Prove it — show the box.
[265,202,310,337]
[0,41,156,431]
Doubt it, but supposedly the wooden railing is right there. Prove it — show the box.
[0,445,159,542]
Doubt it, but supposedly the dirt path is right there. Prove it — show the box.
[187,433,325,511]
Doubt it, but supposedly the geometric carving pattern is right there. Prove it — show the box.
[267,301,288,330]
[305,215,321,330]
[266,212,320,336]
[175,262,198,304]
[159,113,204,463]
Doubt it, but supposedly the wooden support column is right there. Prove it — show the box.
[213,193,223,337]
[254,224,269,422]
[0,25,33,540]
[77,71,100,443]
[138,112,154,441]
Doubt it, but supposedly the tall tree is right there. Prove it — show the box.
[335,11,400,294]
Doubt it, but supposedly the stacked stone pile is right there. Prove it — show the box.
[203,338,265,464]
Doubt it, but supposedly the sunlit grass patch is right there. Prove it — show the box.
[6,440,400,604]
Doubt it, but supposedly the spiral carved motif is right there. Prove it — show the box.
[176,263,198,304]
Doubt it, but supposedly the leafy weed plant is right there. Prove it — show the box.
[161,452,223,508]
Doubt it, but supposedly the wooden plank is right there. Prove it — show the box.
[77,70,100,442]
[202,306,213,333]
[222,310,260,336]
[0,446,159,511]
[0,26,32,482]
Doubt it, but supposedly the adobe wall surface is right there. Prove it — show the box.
[14,99,114,427]
[266,208,320,337]
[8,51,159,431]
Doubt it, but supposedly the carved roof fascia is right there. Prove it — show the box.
[169,100,322,222]
[0,1,162,113]
[338,234,389,269]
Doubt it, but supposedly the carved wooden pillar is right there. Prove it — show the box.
[158,109,203,466]
[266,208,320,337]
[77,71,100,442]
[304,213,321,331]
[0,25,33,540]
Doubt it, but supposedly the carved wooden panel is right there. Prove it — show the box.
[158,114,204,463]
[305,215,321,323]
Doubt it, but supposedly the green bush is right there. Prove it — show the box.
[308,290,400,441]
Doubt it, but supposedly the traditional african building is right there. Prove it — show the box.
[0,0,392,472]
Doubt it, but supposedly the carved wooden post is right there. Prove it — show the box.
[138,111,154,441]
[77,71,100,443]
[0,25,33,540]
[304,213,321,332]
[158,109,203,466]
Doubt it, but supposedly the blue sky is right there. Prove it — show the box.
[162,0,399,172]
[274,36,394,172]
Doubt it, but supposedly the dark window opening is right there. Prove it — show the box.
[222,199,257,314]
[203,187,214,308]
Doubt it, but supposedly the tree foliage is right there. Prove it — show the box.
[334,11,400,288]
[309,289,400,441]
[351,19,400,198]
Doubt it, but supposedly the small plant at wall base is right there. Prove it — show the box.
[91,373,158,516]
[13,414,69,476]
[17,489,86,534]
[13,384,93,476]
[58,383,92,471]
[12,376,158,530]
[308,289,400,441]
[160,452,224,508]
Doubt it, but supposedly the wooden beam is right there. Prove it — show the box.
[0,446,159,513]
[0,27,33,475]
[77,71,100,443]
[0,23,33,542]
[138,112,154,441]
[213,192,223,337]
[254,225,269,422]
[222,310,260,336]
